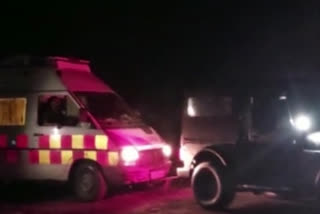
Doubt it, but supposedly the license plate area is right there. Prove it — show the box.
[150,170,166,180]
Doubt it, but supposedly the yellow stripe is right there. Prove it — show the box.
[84,151,97,161]
[61,150,73,164]
[95,135,108,150]
[39,150,50,164]
[49,135,61,149]
[108,152,119,166]
[72,135,84,149]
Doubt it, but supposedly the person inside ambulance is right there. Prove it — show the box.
[41,96,66,126]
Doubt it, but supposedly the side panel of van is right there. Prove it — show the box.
[0,92,119,181]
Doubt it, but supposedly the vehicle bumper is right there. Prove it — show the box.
[123,161,171,184]
[103,161,172,186]
[176,165,190,178]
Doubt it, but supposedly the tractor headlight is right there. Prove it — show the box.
[292,115,311,131]
[307,132,320,145]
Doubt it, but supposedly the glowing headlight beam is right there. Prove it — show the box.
[307,132,320,145]
[162,145,172,157]
[293,115,311,131]
[121,146,139,163]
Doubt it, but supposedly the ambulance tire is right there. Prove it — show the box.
[192,162,235,210]
[72,163,107,201]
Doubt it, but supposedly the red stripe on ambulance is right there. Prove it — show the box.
[84,135,95,149]
[61,135,72,148]
[16,134,28,148]
[97,151,107,164]
[50,150,62,164]
[73,150,84,160]
[39,135,50,148]
[0,135,7,148]
[29,150,39,164]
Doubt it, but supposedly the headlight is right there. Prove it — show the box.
[121,146,139,163]
[293,115,311,131]
[187,98,196,117]
[162,145,172,157]
[307,132,320,145]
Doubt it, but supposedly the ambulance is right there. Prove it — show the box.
[0,56,172,201]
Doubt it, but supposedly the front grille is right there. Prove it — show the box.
[138,148,165,167]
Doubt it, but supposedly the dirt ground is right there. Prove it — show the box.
[0,179,319,214]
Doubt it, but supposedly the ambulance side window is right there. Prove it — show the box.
[38,95,86,127]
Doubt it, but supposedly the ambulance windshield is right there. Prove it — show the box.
[75,92,143,127]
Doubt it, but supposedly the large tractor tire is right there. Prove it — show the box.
[192,162,235,210]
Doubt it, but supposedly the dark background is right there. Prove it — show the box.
[0,1,320,144]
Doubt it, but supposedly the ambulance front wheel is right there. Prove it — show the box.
[71,163,107,201]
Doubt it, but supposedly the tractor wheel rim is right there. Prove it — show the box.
[194,168,219,203]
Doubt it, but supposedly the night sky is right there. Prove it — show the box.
[0,2,320,143]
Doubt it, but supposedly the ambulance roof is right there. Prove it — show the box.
[0,56,114,93]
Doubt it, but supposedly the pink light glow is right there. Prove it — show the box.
[106,128,161,147]
[59,71,114,92]
[121,146,139,164]
[162,145,172,157]
[179,147,185,161]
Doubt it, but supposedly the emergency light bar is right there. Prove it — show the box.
[49,56,91,73]
[49,56,89,64]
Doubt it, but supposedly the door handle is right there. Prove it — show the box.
[33,133,44,137]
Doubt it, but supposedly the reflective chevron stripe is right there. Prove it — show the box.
[28,150,119,165]
[39,134,108,150]
[0,134,118,166]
